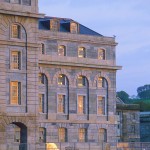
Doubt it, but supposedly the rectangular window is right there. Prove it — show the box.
[97,96,105,115]
[79,128,86,142]
[39,94,44,113]
[10,81,21,105]
[12,24,21,38]
[22,0,31,6]
[11,51,21,70]
[78,95,86,114]
[58,128,67,142]
[70,22,78,34]
[58,94,65,113]
[99,129,107,142]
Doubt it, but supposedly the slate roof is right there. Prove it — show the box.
[38,16,103,36]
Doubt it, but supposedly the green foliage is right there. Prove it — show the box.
[133,99,150,111]
[117,91,129,103]
[137,84,150,99]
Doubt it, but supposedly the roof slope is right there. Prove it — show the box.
[38,16,103,37]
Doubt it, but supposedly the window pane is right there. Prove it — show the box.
[39,127,46,143]
[58,95,65,113]
[10,81,21,105]
[97,96,105,115]
[14,128,20,143]
[78,47,85,58]
[41,44,45,54]
[78,95,85,114]
[12,24,21,38]
[58,45,66,56]
[39,74,45,84]
[58,74,66,85]
[22,0,31,5]
[99,129,107,142]
[98,49,105,60]
[77,76,85,87]
[11,51,21,70]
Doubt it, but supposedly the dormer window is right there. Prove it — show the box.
[50,19,59,31]
[11,24,21,39]
[70,22,78,34]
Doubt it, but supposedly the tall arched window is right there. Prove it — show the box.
[97,77,107,88]
[98,49,105,60]
[11,24,21,39]
[78,47,86,58]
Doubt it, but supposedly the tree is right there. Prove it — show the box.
[116,91,129,103]
[137,84,150,99]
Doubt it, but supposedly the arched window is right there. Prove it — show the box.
[58,45,66,56]
[58,74,68,85]
[70,22,78,34]
[78,47,86,58]
[58,128,67,142]
[99,128,107,142]
[98,49,105,60]
[11,24,21,39]
[77,75,86,87]
[97,77,107,88]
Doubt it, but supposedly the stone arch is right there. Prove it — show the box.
[39,67,52,85]
[93,72,111,88]
[73,71,92,87]
[0,15,35,41]
[52,70,72,86]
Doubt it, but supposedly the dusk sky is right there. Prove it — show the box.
[39,0,150,96]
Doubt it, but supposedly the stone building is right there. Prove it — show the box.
[0,0,121,150]
[116,98,140,143]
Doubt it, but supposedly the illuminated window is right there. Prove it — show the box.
[77,76,86,87]
[41,43,45,54]
[58,74,66,85]
[97,96,105,115]
[14,127,20,143]
[39,74,45,84]
[10,81,21,105]
[39,127,46,143]
[70,22,78,34]
[98,49,105,60]
[11,24,21,39]
[57,94,65,113]
[50,19,59,31]
[11,51,21,70]
[99,128,107,142]
[78,47,86,58]
[78,128,87,142]
[58,128,67,142]
[39,94,44,113]
[78,95,86,114]
[58,45,66,56]
[97,77,106,88]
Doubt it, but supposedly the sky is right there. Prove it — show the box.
[39,0,150,96]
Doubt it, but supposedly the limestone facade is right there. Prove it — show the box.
[0,1,121,150]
